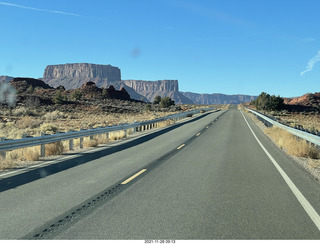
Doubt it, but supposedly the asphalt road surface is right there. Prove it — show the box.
[1,107,320,240]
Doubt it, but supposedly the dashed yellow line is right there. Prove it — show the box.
[121,169,147,184]
[177,144,185,150]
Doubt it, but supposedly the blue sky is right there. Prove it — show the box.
[0,0,319,97]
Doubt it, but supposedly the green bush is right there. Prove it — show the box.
[153,95,162,104]
[26,85,34,94]
[253,92,284,111]
[53,91,64,104]
[72,90,82,100]
[160,97,175,108]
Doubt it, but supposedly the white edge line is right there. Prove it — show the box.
[241,110,320,231]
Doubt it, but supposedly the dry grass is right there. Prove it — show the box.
[265,126,319,159]
[24,147,40,161]
[0,104,213,170]
[108,130,126,141]
[157,119,175,128]
[0,146,40,170]
[264,110,320,133]
[83,138,99,148]
[45,142,64,156]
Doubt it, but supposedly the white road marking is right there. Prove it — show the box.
[241,111,320,231]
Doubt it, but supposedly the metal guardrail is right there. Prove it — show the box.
[0,107,215,158]
[245,108,320,147]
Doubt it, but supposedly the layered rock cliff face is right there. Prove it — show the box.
[181,92,257,105]
[43,63,121,90]
[121,80,193,104]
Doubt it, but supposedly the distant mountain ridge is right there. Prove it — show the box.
[1,63,258,105]
[181,92,257,104]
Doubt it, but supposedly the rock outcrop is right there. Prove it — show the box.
[181,92,257,105]
[120,80,193,104]
[0,76,14,82]
[110,81,149,102]
[10,77,53,91]
[43,63,121,90]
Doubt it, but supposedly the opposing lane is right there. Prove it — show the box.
[0,110,224,239]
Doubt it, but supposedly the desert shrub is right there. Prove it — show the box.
[43,110,65,121]
[25,96,41,108]
[153,95,162,104]
[26,85,34,94]
[16,116,42,129]
[108,130,126,141]
[160,97,175,108]
[83,138,99,147]
[102,88,108,97]
[157,119,175,128]
[45,142,64,156]
[53,91,64,104]
[12,107,28,116]
[24,147,40,161]
[40,123,58,133]
[72,90,82,101]
[146,104,151,111]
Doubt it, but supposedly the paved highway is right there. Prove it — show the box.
[1,107,320,239]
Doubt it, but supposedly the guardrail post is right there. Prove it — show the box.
[80,137,83,149]
[40,132,45,157]
[68,130,74,151]
[90,127,94,140]
[0,137,6,159]
[79,128,84,149]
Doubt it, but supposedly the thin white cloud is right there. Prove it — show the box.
[300,50,320,76]
[0,1,81,17]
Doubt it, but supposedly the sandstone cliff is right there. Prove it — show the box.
[181,92,257,105]
[120,80,193,104]
[43,63,121,90]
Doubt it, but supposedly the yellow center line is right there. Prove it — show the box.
[121,169,147,184]
[196,133,201,137]
[177,144,185,150]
